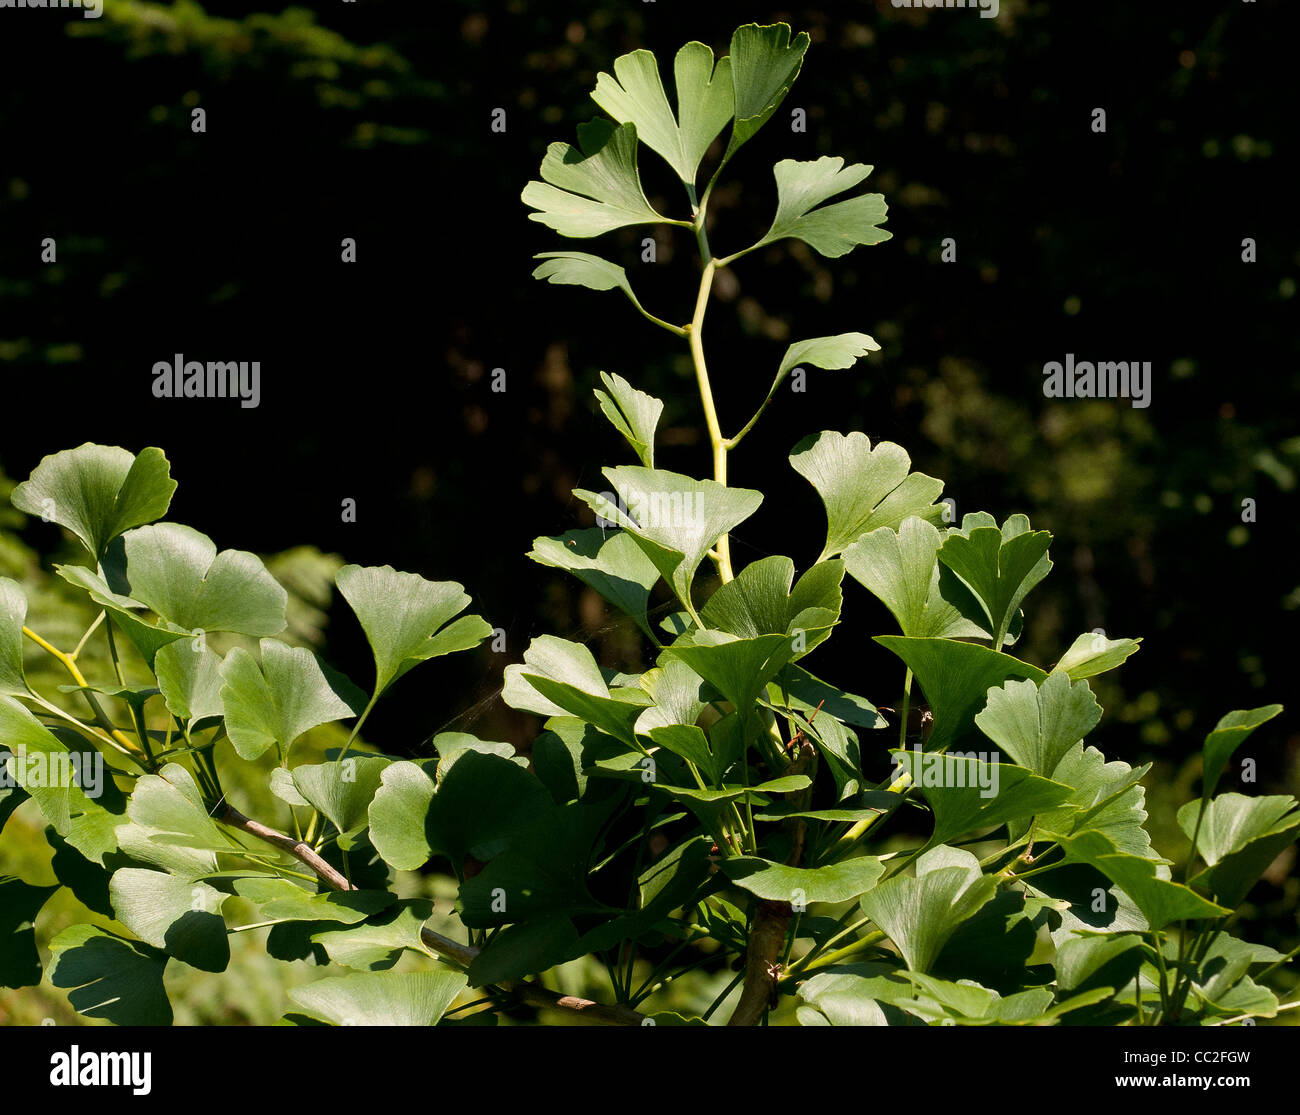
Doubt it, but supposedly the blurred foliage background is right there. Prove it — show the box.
[1,0,1296,1022]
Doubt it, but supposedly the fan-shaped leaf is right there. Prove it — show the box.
[790,431,943,561]
[522,119,668,238]
[11,444,176,561]
[336,564,490,696]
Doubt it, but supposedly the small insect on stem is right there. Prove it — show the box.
[786,699,825,754]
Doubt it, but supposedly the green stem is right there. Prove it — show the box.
[336,692,379,763]
[686,258,732,582]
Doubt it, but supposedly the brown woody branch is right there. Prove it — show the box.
[220,806,646,1026]
[727,737,817,1027]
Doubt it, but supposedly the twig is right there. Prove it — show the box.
[220,807,647,1026]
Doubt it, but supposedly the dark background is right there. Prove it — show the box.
[1,0,1296,831]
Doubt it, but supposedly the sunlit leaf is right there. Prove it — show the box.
[287,969,467,1027]
[749,157,890,258]
[591,41,734,186]
[522,119,668,238]
[336,564,490,696]
[790,431,943,561]
[219,640,362,761]
[11,444,176,561]
[575,466,762,614]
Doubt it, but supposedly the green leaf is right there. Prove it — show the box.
[796,969,909,1026]
[591,41,734,186]
[700,554,843,658]
[120,522,288,636]
[0,699,119,859]
[1171,931,1287,1008]
[504,635,651,747]
[292,756,391,844]
[310,900,435,971]
[778,333,880,379]
[1200,704,1283,800]
[470,915,585,986]
[153,640,225,724]
[1054,829,1228,930]
[336,564,490,696]
[750,157,890,259]
[522,119,668,238]
[233,878,394,924]
[0,578,29,697]
[858,846,998,974]
[771,665,886,730]
[575,465,763,614]
[115,762,231,878]
[634,657,709,735]
[0,876,58,988]
[1051,631,1142,680]
[1178,793,1300,907]
[11,444,176,561]
[1035,742,1154,857]
[723,23,810,162]
[219,640,362,761]
[457,804,618,928]
[721,856,884,904]
[0,756,28,835]
[875,637,1046,752]
[975,674,1103,777]
[532,250,633,296]
[594,370,664,468]
[665,630,797,722]
[368,761,437,871]
[529,528,662,639]
[370,752,552,872]
[47,924,172,1025]
[790,431,944,561]
[107,868,229,973]
[287,969,468,1027]
[893,750,1073,849]
[937,513,1053,649]
[1054,933,1148,995]
[843,518,982,639]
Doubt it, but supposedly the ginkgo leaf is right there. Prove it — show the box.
[11,444,176,562]
[594,371,664,468]
[0,578,29,698]
[1200,705,1283,801]
[778,333,880,379]
[219,640,363,761]
[528,528,661,638]
[791,431,944,561]
[975,674,1103,777]
[1051,631,1142,680]
[153,640,225,724]
[531,252,673,332]
[591,41,734,186]
[723,23,810,162]
[858,846,998,974]
[843,518,979,639]
[522,119,670,238]
[503,635,651,748]
[938,512,1053,651]
[288,969,467,1027]
[575,466,762,615]
[336,564,491,696]
[108,868,229,973]
[58,523,288,647]
[875,637,1046,753]
[745,157,890,259]
[1056,830,1229,930]
[47,924,172,1026]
